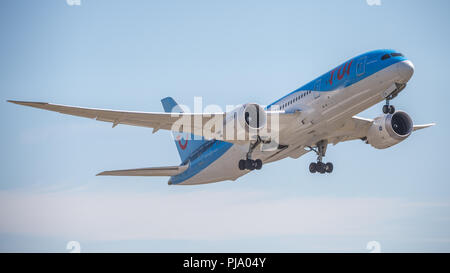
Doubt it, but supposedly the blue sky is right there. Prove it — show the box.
[1,0,450,252]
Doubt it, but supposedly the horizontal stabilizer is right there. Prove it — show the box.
[97,162,189,177]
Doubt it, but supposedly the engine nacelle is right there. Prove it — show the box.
[366,111,413,149]
[223,103,267,141]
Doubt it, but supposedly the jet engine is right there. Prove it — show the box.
[366,111,413,149]
[223,103,267,141]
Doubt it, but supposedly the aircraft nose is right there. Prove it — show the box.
[397,60,414,83]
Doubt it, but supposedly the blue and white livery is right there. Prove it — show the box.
[9,49,435,185]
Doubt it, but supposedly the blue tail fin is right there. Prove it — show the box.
[161,97,207,163]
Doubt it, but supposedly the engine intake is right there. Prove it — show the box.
[366,111,413,149]
[388,111,413,137]
[243,103,266,130]
[221,103,267,142]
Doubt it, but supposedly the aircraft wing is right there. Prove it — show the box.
[412,123,436,131]
[97,162,189,176]
[328,116,436,145]
[8,100,209,132]
[8,100,294,143]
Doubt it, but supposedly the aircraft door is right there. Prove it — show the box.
[313,79,321,99]
[356,56,367,77]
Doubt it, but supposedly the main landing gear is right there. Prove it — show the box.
[307,140,333,174]
[238,136,263,171]
[238,158,262,171]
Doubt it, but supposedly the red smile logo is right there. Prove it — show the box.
[176,135,188,150]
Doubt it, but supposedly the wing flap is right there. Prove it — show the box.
[97,163,189,177]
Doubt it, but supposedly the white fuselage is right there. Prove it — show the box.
[179,60,413,185]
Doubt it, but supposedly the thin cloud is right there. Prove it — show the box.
[0,190,405,241]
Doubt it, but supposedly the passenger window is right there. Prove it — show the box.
[391,53,404,57]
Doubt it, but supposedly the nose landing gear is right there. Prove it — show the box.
[382,98,395,114]
[382,83,406,114]
[307,140,333,174]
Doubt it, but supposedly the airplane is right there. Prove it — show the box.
[8,49,435,185]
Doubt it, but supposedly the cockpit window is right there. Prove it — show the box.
[391,53,404,57]
[381,54,391,60]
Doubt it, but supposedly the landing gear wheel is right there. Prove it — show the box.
[316,162,326,174]
[307,140,333,175]
[388,105,395,114]
[382,105,389,114]
[245,159,255,170]
[239,158,263,171]
[255,159,263,170]
[238,160,245,170]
